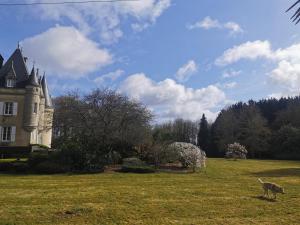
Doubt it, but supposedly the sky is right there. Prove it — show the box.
[0,0,299,123]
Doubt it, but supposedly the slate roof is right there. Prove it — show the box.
[28,66,40,87]
[0,47,53,108]
[41,75,53,108]
[0,48,29,85]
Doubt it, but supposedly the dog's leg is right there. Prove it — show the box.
[263,189,267,197]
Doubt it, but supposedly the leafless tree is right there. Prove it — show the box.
[53,89,153,162]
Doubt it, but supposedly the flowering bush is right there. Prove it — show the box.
[169,142,206,172]
[225,142,248,159]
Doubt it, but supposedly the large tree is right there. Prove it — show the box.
[236,104,271,158]
[153,119,198,144]
[53,89,153,162]
[197,114,210,151]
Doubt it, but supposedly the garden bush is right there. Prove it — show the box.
[34,161,69,174]
[57,146,87,171]
[121,157,155,173]
[122,157,146,167]
[27,152,50,168]
[120,165,155,173]
[0,162,13,172]
[11,161,29,173]
[0,161,29,173]
[225,142,248,159]
[168,142,207,172]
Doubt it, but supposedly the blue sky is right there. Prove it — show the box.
[0,0,299,122]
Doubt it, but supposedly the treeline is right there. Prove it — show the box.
[52,90,300,165]
[210,97,300,159]
[155,97,300,160]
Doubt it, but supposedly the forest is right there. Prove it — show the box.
[153,96,300,160]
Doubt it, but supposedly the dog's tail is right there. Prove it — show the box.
[258,178,264,184]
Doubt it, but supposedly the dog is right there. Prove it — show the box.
[258,178,285,199]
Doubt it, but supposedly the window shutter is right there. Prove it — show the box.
[0,102,3,116]
[11,126,16,142]
[13,102,18,116]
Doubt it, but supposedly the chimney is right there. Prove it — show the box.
[0,54,3,69]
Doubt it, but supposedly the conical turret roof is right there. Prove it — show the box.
[42,75,52,108]
[27,66,39,87]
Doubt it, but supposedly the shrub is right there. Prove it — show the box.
[105,151,122,165]
[58,146,87,171]
[169,142,207,172]
[27,152,50,168]
[121,157,155,173]
[120,165,155,173]
[122,157,146,167]
[10,161,29,173]
[225,142,248,159]
[0,162,13,172]
[34,161,69,174]
[150,142,179,167]
[0,161,29,173]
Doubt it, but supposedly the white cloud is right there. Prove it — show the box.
[21,26,112,79]
[120,73,226,121]
[216,40,300,97]
[222,69,242,78]
[215,40,272,66]
[94,69,124,85]
[25,0,171,44]
[223,82,237,89]
[269,60,300,96]
[187,16,243,35]
[224,22,243,35]
[175,60,198,82]
[187,17,221,30]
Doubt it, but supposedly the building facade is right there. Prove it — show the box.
[0,47,53,149]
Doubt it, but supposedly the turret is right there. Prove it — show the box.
[23,66,41,132]
[41,75,52,108]
[41,75,53,147]
[38,75,45,130]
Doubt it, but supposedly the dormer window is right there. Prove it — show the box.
[6,79,16,88]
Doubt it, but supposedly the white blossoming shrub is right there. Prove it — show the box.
[225,142,248,159]
[169,142,206,172]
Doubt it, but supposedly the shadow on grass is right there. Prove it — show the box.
[251,195,277,202]
[251,168,300,177]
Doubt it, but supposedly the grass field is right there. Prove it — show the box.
[0,159,299,225]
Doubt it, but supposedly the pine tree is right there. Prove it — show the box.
[197,114,210,151]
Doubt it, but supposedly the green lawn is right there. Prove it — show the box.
[0,159,299,225]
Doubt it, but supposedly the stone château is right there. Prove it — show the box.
[0,47,53,149]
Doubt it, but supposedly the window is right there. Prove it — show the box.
[33,103,38,113]
[2,127,12,142]
[1,126,16,142]
[6,79,15,88]
[4,102,13,115]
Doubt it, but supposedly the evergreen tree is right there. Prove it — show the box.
[237,104,271,158]
[197,114,210,151]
